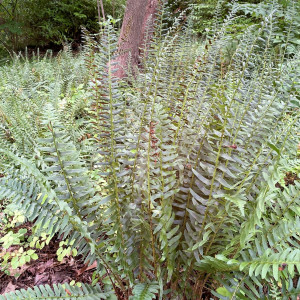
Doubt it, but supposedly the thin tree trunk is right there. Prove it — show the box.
[96,0,101,24]
[112,0,115,19]
[113,0,159,78]
[100,0,106,22]
[97,0,105,23]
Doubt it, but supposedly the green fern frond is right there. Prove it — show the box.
[240,248,300,280]
[195,255,239,273]
[131,283,159,300]
[212,273,266,300]
[255,217,300,255]
[281,276,300,300]
[40,110,97,218]
[0,283,110,300]
[213,273,300,300]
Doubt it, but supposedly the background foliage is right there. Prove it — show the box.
[1,0,299,58]
[0,0,126,56]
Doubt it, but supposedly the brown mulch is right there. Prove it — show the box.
[275,171,299,191]
[0,232,96,295]
[284,171,299,186]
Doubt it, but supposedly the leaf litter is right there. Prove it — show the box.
[0,224,97,295]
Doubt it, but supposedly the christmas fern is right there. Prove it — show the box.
[0,283,110,300]
[0,1,299,299]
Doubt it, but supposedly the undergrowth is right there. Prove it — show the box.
[0,1,299,299]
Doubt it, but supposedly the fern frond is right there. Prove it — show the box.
[0,283,110,300]
[213,273,300,300]
[239,248,300,280]
[87,24,137,280]
[40,110,97,218]
[131,283,159,300]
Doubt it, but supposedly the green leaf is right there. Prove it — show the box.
[31,253,38,260]
[26,249,35,255]
[216,287,233,297]
[267,142,280,155]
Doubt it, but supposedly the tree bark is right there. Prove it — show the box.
[113,0,159,78]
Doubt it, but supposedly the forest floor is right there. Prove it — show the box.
[0,223,95,295]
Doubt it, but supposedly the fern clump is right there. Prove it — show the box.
[0,2,299,299]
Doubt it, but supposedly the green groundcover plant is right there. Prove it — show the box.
[0,1,299,299]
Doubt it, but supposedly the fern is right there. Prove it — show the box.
[0,283,110,300]
[131,283,159,300]
[0,3,299,299]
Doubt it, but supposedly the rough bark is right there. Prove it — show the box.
[113,0,159,78]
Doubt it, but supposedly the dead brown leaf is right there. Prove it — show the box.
[50,271,71,284]
[34,272,49,285]
[7,264,30,277]
[76,260,97,276]
[2,282,17,294]
[36,259,54,274]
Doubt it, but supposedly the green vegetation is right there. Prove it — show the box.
[0,0,300,299]
[1,0,299,58]
[0,0,126,56]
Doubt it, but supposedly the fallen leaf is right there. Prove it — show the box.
[2,282,17,294]
[76,260,97,276]
[34,272,49,285]
[36,259,54,274]
[61,256,75,266]
[8,264,30,277]
[50,271,71,284]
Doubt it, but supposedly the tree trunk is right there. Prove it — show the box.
[113,0,159,78]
